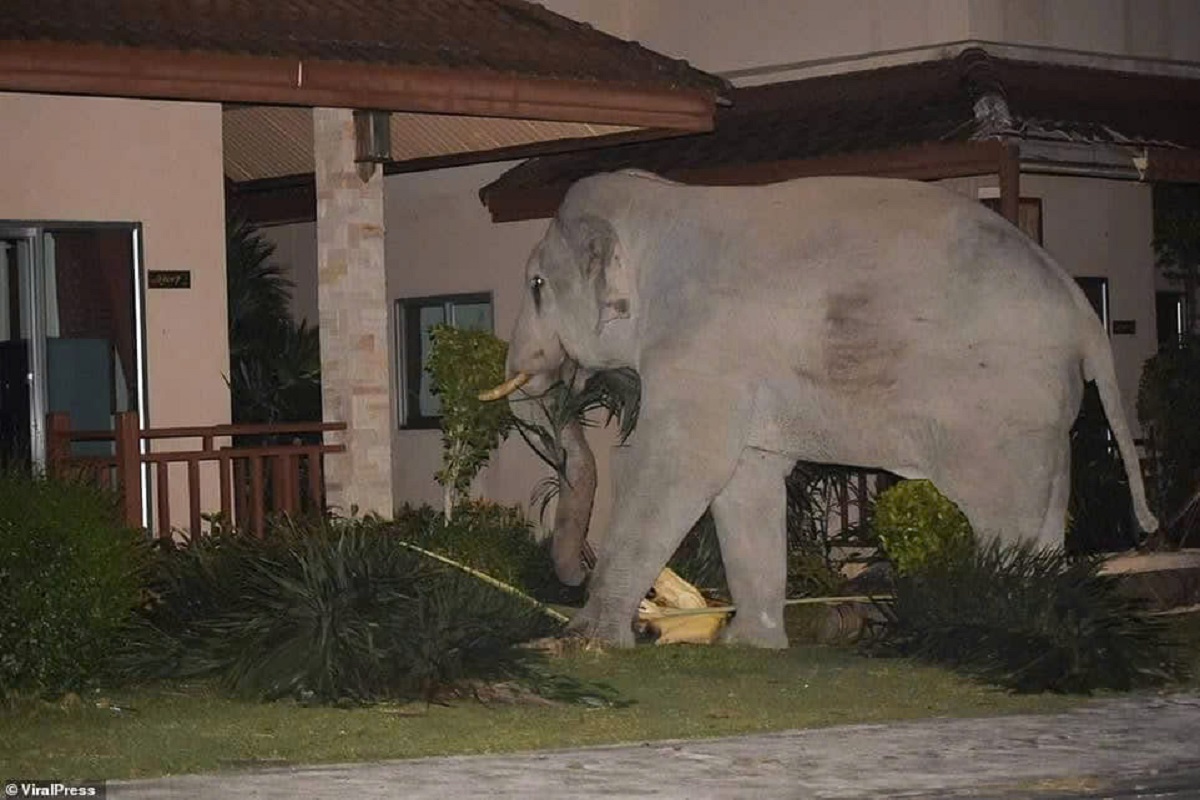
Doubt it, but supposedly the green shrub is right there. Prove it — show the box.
[0,470,146,696]
[118,517,560,704]
[386,501,568,601]
[872,480,974,575]
[426,326,513,518]
[870,540,1189,693]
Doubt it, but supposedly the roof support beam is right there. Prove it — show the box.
[998,144,1021,226]
[0,41,717,132]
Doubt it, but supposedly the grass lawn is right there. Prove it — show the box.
[2,643,1093,781]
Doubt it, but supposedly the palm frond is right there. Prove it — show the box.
[510,366,642,488]
[868,539,1190,694]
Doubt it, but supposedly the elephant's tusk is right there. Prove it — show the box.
[477,372,530,401]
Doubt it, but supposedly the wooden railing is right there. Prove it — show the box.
[46,411,346,538]
[790,464,898,545]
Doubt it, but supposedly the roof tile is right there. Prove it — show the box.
[4,0,725,93]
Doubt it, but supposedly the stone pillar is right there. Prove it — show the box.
[313,107,394,517]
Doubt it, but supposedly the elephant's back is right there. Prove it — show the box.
[574,170,1090,376]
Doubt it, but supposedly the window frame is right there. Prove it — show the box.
[395,291,494,430]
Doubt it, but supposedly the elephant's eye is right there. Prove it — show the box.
[529,275,545,309]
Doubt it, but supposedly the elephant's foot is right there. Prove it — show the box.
[719,608,789,649]
[566,600,637,648]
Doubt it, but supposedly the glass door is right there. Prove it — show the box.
[0,232,37,462]
[0,224,143,467]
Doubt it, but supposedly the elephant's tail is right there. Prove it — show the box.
[1081,320,1158,534]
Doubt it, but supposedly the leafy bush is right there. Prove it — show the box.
[117,517,560,704]
[0,470,145,696]
[870,540,1189,693]
[872,480,974,575]
[426,326,513,518]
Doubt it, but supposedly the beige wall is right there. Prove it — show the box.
[0,92,230,431]
[618,0,972,75]
[968,0,1200,62]
[546,0,1200,81]
[0,93,229,531]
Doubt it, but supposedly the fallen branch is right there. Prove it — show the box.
[398,541,571,624]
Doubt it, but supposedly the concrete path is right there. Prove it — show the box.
[111,693,1200,799]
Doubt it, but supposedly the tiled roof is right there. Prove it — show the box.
[482,49,1200,207]
[3,0,724,94]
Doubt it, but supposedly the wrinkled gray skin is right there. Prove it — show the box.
[504,170,1157,649]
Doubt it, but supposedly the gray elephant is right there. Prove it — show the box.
[483,170,1156,649]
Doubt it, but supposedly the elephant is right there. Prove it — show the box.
[483,169,1157,649]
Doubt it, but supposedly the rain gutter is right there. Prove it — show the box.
[0,40,718,132]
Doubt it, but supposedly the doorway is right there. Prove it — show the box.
[0,224,145,467]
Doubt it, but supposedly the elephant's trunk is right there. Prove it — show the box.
[499,365,599,587]
[551,416,597,586]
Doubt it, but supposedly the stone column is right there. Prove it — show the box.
[313,107,394,518]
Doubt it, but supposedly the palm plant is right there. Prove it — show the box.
[116,517,560,704]
[869,539,1189,693]
[225,214,321,426]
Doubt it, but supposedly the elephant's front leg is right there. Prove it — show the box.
[710,448,793,648]
[571,388,749,646]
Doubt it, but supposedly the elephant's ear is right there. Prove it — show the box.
[571,214,631,327]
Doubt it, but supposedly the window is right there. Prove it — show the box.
[396,293,494,428]
[1074,277,1110,332]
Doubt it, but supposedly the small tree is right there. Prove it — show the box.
[425,325,512,520]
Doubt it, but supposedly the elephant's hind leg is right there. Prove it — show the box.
[1035,440,1071,549]
[932,428,1066,550]
[710,447,794,648]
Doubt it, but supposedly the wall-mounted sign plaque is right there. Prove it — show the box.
[148,270,191,289]
[1112,320,1137,335]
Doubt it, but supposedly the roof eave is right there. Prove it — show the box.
[0,39,718,132]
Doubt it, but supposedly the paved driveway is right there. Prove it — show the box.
[111,693,1200,799]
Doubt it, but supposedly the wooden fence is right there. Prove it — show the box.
[46,411,346,538]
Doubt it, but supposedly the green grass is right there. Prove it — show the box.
[2,644,1089,781]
